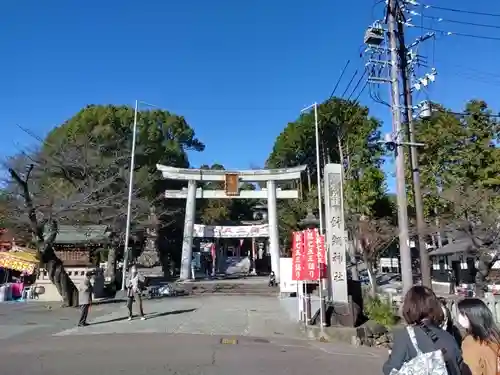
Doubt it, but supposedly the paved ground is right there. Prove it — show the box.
[0,299,124,341]
[0,295,388,374]
[55,295,304,338]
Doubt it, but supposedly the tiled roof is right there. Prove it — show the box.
[44,225,112,245]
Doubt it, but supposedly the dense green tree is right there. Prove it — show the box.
[411,100,500,214]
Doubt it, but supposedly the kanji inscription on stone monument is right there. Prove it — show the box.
[323,163,348,303]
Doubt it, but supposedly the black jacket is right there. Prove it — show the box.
[383,324,464,375]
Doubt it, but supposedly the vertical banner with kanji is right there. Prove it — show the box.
[291,231,305,280]
[291,229,328,281]
[316,232,327,279]
[304,229,319,280]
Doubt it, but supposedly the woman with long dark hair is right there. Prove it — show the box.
[458,298,500,375]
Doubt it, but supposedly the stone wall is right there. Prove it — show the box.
[34,267,95,302]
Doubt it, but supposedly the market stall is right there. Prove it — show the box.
[0,247,40,301]
[0,248,39,275]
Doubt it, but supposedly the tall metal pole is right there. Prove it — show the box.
[387,0,413,295]
[313,103,325,326]
[121,99,139,291]
[397,19,431,288]
[301,102,325,323]
[301,103,324,234]
[313,103,324,235]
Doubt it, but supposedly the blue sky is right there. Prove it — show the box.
[1,0,499,192]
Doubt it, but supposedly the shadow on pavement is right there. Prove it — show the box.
[90,316,130,326]
[147,308,197,319]
[89,308,197,326]
[92,299,127,306]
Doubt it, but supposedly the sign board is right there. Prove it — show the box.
[279,257,298,293]
[291,229,326,281]
[324,163,348,303]
[193,224,269,238]
[380,257,399,268]
[0,253,37,275]
[224,173,239,196]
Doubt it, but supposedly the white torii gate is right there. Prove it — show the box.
[156,164,307,282]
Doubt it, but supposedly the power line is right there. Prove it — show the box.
[422,4,500,18]
[329,60,350,98]
[422,15,500,30]
[341,69,359,97]
[354,81,368,102]
[419,26,500,41]
[431,60,500,80]
[347,69,367,100]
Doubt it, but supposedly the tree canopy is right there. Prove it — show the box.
[411,100,500,233]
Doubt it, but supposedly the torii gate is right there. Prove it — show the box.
[156,164,307,281]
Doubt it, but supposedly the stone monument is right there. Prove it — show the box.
[136,206,160,268]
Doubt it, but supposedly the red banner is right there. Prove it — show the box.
[291,229,327,281]
[304,229,318,280]
[292,231,305,280]
[316,232,327,279]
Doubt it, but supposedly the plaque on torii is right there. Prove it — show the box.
[224,173,239,197]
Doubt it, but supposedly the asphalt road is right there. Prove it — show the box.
[0,296,388,374]
[0,332,386,375]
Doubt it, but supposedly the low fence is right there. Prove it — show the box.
[379,292,500,324]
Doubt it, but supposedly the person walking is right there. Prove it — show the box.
[458,298,500,375]
[77,271,93,327]
[383,285,464,375]
[126,265,146,321]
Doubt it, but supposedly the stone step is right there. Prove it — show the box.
[192,290,278,297]
[184,283,279,297]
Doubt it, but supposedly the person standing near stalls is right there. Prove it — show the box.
[126,265,146,321]
[77,271,93,327]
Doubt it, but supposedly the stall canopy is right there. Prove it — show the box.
[0,247,40,275]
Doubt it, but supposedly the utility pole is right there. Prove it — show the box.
[387,0,413,295]
[396,8,431,288]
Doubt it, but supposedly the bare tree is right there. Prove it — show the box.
[439,185,500,296]
[347,216,396,297]
[2,133,178,306]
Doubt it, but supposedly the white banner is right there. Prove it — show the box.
[193,224,269,238]
[279,257,298,293]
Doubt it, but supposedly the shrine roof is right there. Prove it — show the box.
[44,225,112,245]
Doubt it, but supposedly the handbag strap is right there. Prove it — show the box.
[419,322,440,343]
[406,326,423,354]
